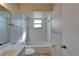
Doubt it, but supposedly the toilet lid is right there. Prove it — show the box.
[25,48,35,55]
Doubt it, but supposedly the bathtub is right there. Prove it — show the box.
[18,41,53,56]
[25,41,52,47]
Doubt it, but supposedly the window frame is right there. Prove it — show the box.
[33,18,43,28]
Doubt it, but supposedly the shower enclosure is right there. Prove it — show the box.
[0,11,53,47]
[18,11,54,56]
[0,11,10,45]
[25,11,53,47]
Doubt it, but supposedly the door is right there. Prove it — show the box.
[63,4,79,56]
[0,16,10,44]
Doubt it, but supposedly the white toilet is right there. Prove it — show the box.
[25,48,35,56]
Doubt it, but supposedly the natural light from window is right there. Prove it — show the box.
[33,19,42,28]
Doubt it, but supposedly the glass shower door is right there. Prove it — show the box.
[10,13,22,44]
[0,15,10,45]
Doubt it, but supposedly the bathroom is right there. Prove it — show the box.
[0,3,63,56]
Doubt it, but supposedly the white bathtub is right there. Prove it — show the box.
[25,41,52,47]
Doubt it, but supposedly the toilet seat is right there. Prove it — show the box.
[25,48,35,55]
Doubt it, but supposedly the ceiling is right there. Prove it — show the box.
[0,5,9,11]
[0,3,54,12]
[19,3,54,11]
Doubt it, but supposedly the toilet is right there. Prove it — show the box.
[25,48,35,56]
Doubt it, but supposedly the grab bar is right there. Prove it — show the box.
[9,24,22,27]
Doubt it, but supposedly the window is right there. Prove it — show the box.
[33,20,42,23]
[33,19,42,28]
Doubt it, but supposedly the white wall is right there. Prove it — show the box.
[52,3,79,56]
[52,4,63,55]
[27,12,48,42]
[47,12,52,43]
[63,4,79,56]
